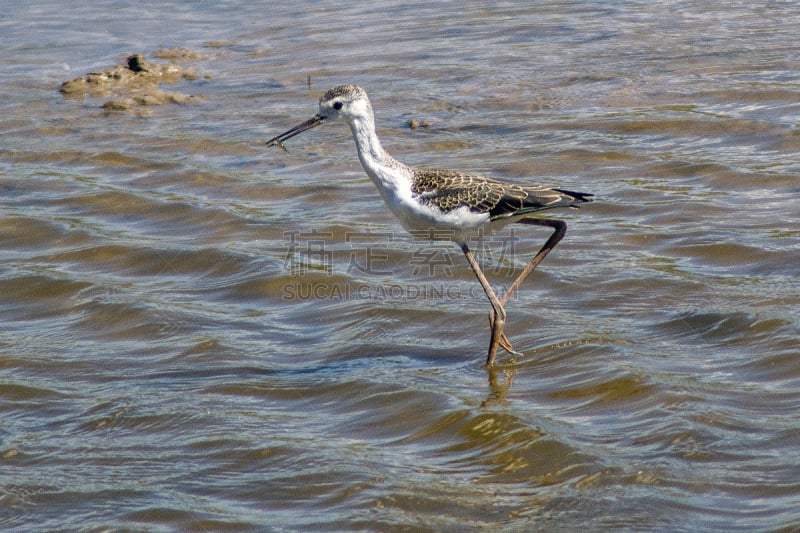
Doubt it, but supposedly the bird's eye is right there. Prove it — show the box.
[333,101,343,110]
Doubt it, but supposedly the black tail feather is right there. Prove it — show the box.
[554,188,594,205]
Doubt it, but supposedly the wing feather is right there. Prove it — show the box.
[411,169,591,220]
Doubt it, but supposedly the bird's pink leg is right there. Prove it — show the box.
[489,218,567,356]
[461,243,506,367]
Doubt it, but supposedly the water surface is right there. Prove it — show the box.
[2,1,799,531]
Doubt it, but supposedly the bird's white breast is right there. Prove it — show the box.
[375,175,491,242]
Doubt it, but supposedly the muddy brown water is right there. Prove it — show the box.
[2,2,799,531]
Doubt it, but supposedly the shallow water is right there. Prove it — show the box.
[2,1,800,531]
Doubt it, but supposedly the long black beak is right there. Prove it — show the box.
[266,115,325,150]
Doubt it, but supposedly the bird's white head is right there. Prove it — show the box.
[317,84,371,123]
[266,84,373,149]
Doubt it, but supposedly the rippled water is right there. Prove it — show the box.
[2,1,800,531]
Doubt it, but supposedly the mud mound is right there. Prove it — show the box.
[60,50,207,115]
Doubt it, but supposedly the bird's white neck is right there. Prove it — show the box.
[346,111,412,194]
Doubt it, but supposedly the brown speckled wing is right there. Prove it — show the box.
[411,169,582,220]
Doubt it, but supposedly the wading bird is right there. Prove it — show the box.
[267,85,592,366]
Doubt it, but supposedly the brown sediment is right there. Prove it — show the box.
[151,47,206,61]
[407,118,436,129]
[203,40,237,48]
[59,51,207,114]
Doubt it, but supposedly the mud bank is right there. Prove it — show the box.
[60,49,207,115]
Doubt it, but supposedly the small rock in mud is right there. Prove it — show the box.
[127,53,150,72]
[102,98,136,111]
[407,118,435,129]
